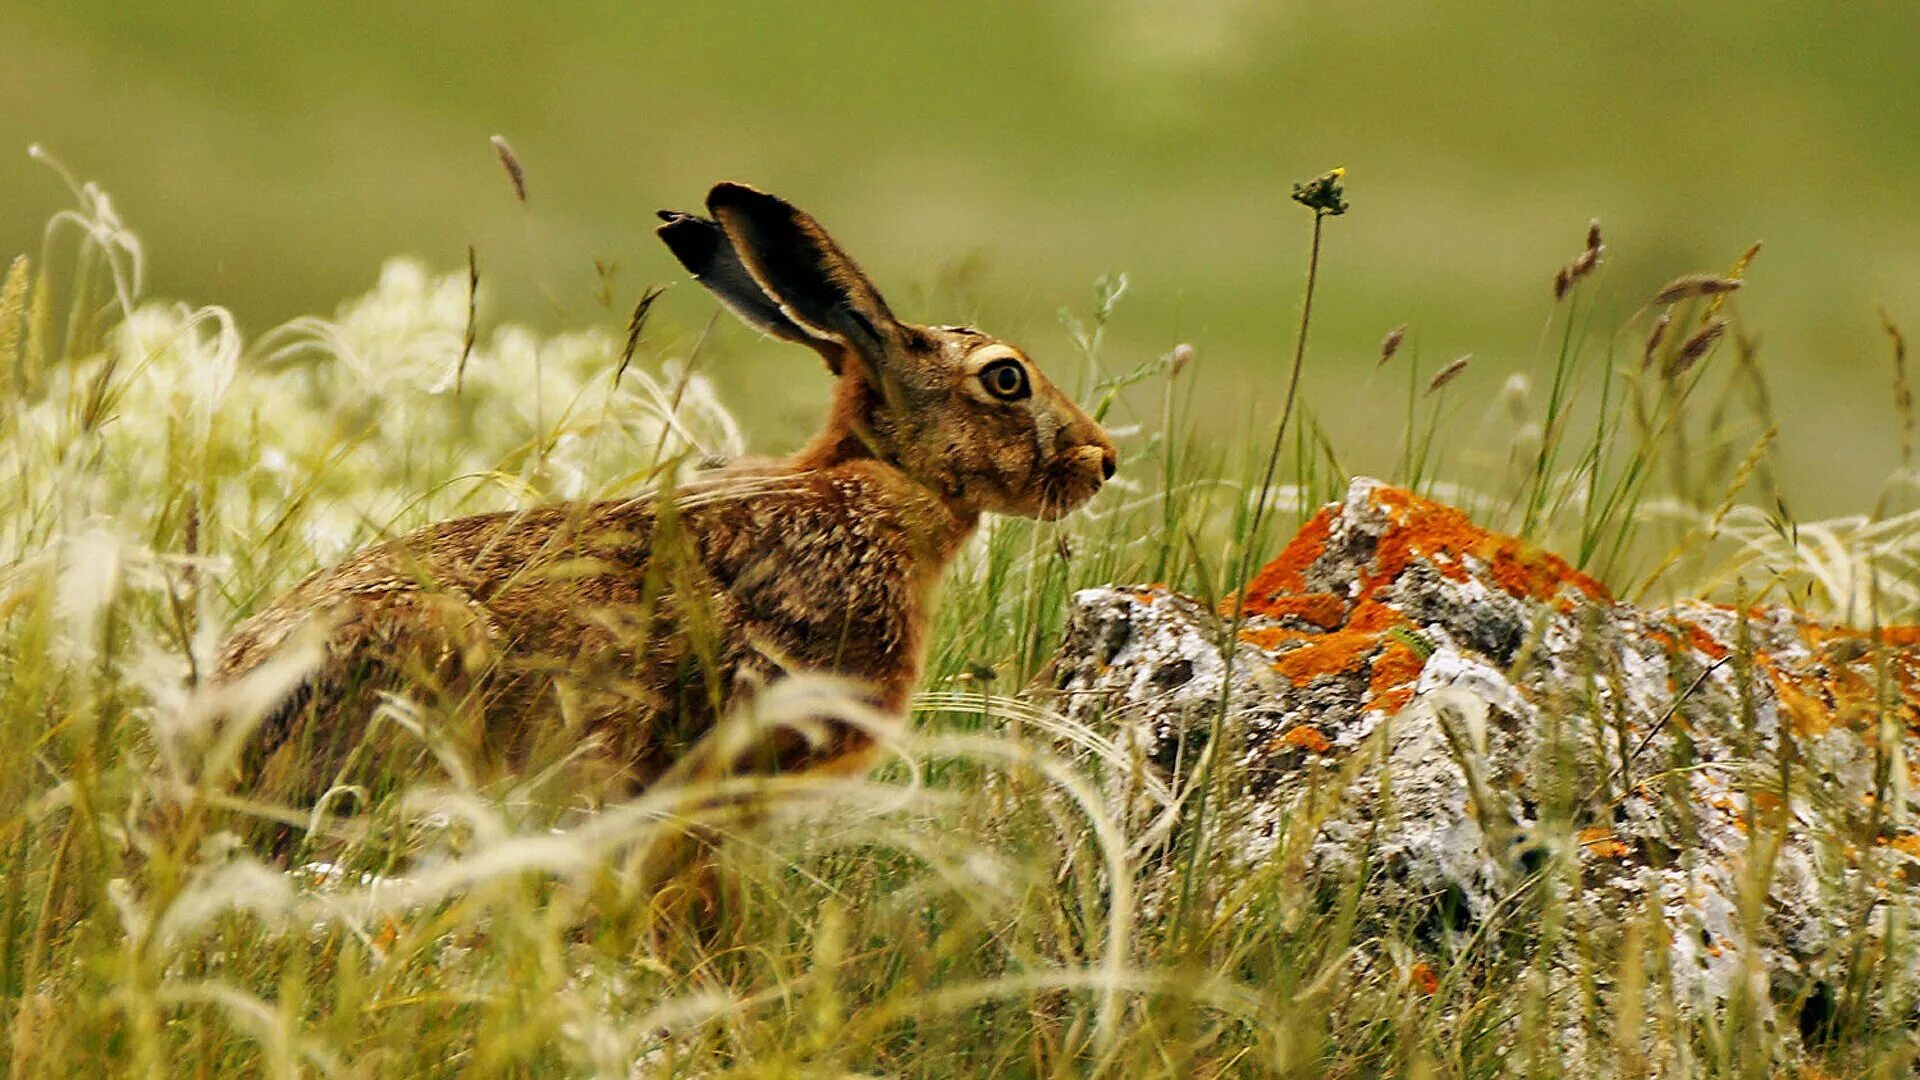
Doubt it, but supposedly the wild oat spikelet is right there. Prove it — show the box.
[1652,274,1744,306]
[490,135,528,203]
[1667,318,1726,377]
[615,284,668,389]
[1425,354,1471,396]
[1377,324,1407,367]
[1709,424,1778,534]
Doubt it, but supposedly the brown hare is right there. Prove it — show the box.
[215,182,1116,822]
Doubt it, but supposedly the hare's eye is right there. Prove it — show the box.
[978,359,1031,402]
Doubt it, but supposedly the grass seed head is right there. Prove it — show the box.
[490,134,528,203]
[1882,305,1911,465]
[1377,324,1407,367]
[1425,354,1471,396]
[1642,312,1672,369]
[1290,167,1350,217]
[1668,318,1727,377]
[1653,274,1743,306]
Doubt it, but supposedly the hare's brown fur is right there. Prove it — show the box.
[216,183,1115,810]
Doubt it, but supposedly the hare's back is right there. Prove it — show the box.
[218,499,659,679]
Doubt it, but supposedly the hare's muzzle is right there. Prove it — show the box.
[1072,443,1118,484]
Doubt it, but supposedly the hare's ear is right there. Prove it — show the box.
[704,182,905,376]
[656,210,811,345]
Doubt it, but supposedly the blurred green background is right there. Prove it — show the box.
[5,1,1918,513]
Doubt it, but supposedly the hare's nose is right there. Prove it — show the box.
[1073,444,1117,484]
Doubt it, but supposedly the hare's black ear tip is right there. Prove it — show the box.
[706,181,782,215]
[654,212,692,243]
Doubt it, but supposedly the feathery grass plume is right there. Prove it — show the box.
[1882,305,1911,466]
[455,245,478,393]
[1168,341,1194,376]
[24,254,53,393]
[1377,323,1407,366]
[489,134,527,203]
[1425,354,1471,396]
[0,255,26,394]
[1667,318,1726,377]
[1652,274,1744,306]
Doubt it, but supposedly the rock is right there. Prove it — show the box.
[1049,477,1920,1045]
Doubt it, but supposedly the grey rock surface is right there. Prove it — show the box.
[1048,477,1920,1047]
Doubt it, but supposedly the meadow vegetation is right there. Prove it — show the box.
[2,155,1919,1077]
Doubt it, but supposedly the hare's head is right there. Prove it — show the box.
[658,183,1116,521]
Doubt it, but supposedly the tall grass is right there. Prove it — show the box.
[3,155,1919,1077]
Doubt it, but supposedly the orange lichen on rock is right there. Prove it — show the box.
[1366,639,1427,714]
[1882,835,1920,859]
[1770,670,1830,737]
[1233,484,1621,715]
[1363,485,1611,605]
[1681,619,1731,660]
[1252,592,1348,630]
[1232,508,1335,618]
[1281,724,1335,754]
[1239,625,1303,651]
[1409,961,1440,996]
[1269,598,1420,692]
[1577,826,1633,860]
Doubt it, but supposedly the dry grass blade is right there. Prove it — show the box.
[455,245,477,394]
